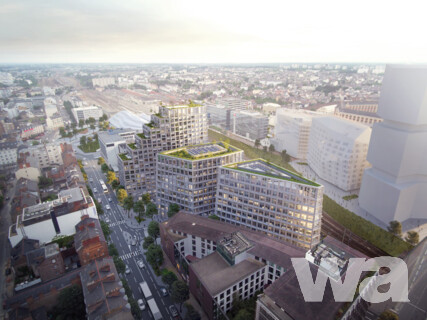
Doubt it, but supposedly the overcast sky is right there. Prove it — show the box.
[0,0,426,63]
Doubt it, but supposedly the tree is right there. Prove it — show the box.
[254,139,260,148]
[281,149,290,162]
[167,203,180,218]
[38,176,53,188]
[80,135,87,145]
[269,144,275,152]
[142,193,151,206]
[379,310,399,320]
[50,285,86,320]
[388,220,402,238]
[111,179,120,190]
[134,200,145,220]
[123,196,134,217]
[405,231,419,246]
[184,303,201,320]
[107,171,117,184]
[208,214,220,220]
[98,157,105,165]
[263,146,267,152]
[146,244,164,269]
[79,119,85,128]
[100,220,111,237]
[161,270,178,289]
[234,309,252,320]
[101,163,109,173]
[113,255,126,274]
[171,280,189,312]
[117,188,128,204]
[143,236,154,249]
[146,202,158,218]
[148,221,160,239]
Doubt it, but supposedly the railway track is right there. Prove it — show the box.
[321,212,389,258]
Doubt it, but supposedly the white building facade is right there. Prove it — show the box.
[72,106,103,122]
[359,65,427,224]
[307,117,371,191]
[272,109,320,159]
[215,159,323,249]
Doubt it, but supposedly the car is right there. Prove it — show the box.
[5,196,10,201]
[89,178,93,182]
[105,204,111,210]
[131,239,137,246]
[108,198,112,202]
[137,299,146,311]
[94,188,97,193]
[98,198,102,204]
[105,218,110,223]
[125,266,131,274]
[160,287,168,297]
[137,260,145,269]
[169,305,179,317]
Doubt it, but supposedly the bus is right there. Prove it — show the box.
[139,281,152,299]
[99,180,108,193]
[147,298,162,320]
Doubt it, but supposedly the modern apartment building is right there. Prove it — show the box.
[272,109,320,159]
[157,142,243,216]
[216,159,323,249]
[359,65,427,224]
[98,128,135,172]
[232,111,269,140]
[72,105,103,122]
[307,117,371,191]
[117,102,208,199]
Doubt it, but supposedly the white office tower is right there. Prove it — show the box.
[273,109,320,159]
[359,65,427,225]
[307,117,371,191]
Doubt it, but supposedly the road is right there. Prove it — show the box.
[84,159,175,320]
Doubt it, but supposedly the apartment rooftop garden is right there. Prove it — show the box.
[127,143,137,150]
[161,142,242,160]
[118,153,132,161]
[163,101,202,109]
[224,159,321,187]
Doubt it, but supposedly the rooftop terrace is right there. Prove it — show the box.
[161,142,241,160]
[224,159,321,187]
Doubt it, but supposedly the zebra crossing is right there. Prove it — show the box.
[108,220,126,227]
[120,251,142,261]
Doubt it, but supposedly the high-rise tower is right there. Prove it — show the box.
[359,65,427,224]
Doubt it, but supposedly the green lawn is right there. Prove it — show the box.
[323,195,412,256]
[78,140,100,153]
[208,129,296,172]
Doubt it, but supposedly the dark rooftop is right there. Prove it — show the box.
[163,211,306,270]
[263,262,344,320]
[80,258,132,320]
[74,216,106,252]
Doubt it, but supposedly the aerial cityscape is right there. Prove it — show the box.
[0,2,426,320]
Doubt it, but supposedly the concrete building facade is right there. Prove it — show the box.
[117,103,208,199]
[216,159,323,249]
[98,129,135,172]
[307,117,371,191]
[359,65,427,224]
[157,142,243,216]
[72,105,103,122]
[272,109,320,159]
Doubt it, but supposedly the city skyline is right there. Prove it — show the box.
[1,0,426,64]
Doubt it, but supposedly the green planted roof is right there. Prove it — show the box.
[118,153,132,161]
[160,142,242,160]
[224,159,321,187]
